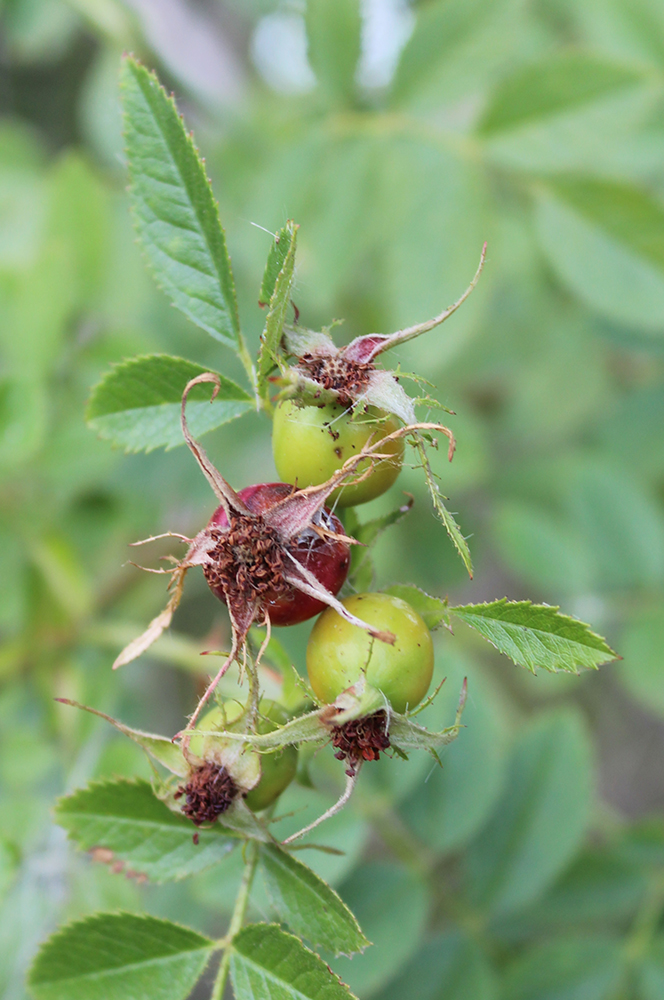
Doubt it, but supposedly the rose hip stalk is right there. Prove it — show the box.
[114,375,445,732]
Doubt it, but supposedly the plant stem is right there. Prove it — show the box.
[211,840,259,1000]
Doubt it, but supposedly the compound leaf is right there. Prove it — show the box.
[55,778,236,883]
[120,56,243,354]
[28,912,213,1000]
[87,354,253,452]
[260,844,369,957]
[230,922,357,999]
[450,599,617,673]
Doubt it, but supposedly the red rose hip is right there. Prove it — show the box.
[205,483,350,626]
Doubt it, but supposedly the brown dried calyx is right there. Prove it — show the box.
[298,353,372,408]
[331,710,391,777]
[175,761,238,826]
[203,514,289,604]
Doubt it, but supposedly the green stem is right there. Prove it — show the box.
[211,840,259,1000]
[237,336,258,398]
[624,870,664,966]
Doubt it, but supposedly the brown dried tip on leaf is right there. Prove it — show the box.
[174,761,238,826]
[331,710,391,777]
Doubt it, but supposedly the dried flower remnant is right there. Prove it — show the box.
[331,710,392,777]
[174,761,239,826]
[279,245,487,424]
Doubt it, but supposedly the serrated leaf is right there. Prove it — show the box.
[120,57,244,355]
[230,923,356,1000]
[56,699,188,776]
[258,221,298,399]
[450,599,617,674]
[260,844,369,957]
[87,354,253,452]
[55,778,237,882]
[259,221,296,307]
[383,584,449,631]
[415,436,473,577]
[478,52,645,135]
[28,912,214,1000]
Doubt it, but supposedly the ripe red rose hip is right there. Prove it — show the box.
[205,483,350,626]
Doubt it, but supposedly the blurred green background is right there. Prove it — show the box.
[2,0,664,997]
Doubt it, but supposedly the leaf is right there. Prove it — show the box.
[383,584,449,631]
[260,844,369,957]
[414,436,473,577]
[333,864,429,997]
[373,930,496,1000]
[55,778,237,883]
[87,354,253,453]
[478,52,645,134]
[305,0,361,106]
[400,655,506,856]
[535,177,664,334]
[502,935,623,1000]
[56,699,188,777]
[257,221,298,399]
[230,922,356,999]
[259,221,297,307]
[450,599,617,674]
[496,850,646,943]
[465,709,593,916]
[28,912,214,1000]
[641,938,664,1000]
[620,604,664,717]
[120,57,244,354]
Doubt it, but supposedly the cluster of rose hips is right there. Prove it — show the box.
[111,247,486,833]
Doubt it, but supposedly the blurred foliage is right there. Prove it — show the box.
[1,0,664,997]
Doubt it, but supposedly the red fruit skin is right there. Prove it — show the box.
[207,483,350,626]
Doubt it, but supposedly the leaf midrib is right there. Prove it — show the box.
[34,944,213,987]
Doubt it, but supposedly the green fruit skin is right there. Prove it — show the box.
[272,401,404,507]
[196,701,298,812]
[306,593,434,713]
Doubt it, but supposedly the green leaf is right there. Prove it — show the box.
[260,844,369,957]
[230,922,356,999]
[400,655,506,856]
[383,584,449,631]
[28,912,214,1000]
[305,0,361,105]
[333,864,429,996]
[620,604,664,716]
[465,709,593,916]
[415,436,473,577]
[120,57,244,354]
[55,778,237,883]
[502,935,623,1000]
[258,221,298,399]
[496,850,646,943]
[478,52,645,134]
[373,930,496,1000]
[450,599,617,674]
[87,354,253,453]
[535,177,664,334]
[259,221,297,307]
[641,938,664,1000]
